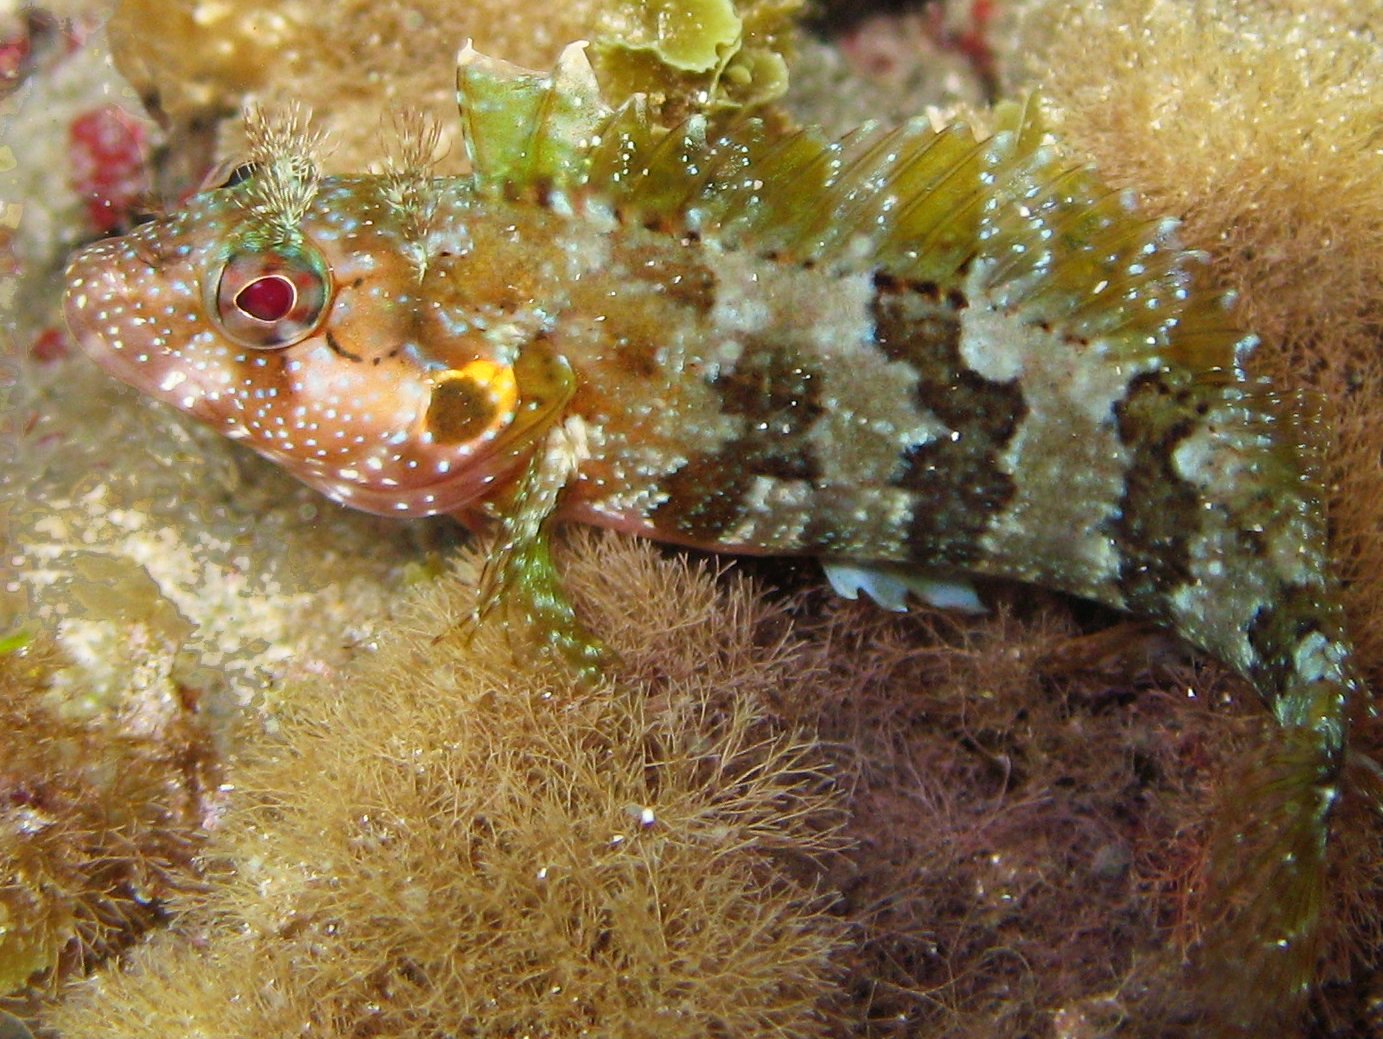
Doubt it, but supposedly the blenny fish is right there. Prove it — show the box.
[64,43,1366,1029]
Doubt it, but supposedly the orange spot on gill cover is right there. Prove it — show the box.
[425,360,519,445]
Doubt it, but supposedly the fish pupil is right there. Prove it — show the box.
[236,275,297,322]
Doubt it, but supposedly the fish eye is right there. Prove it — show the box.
[211,245,332,349]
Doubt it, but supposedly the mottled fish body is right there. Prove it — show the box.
[64,43,1365,1027]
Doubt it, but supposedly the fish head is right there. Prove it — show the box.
[64,175,569,517]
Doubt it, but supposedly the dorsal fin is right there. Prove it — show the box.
[582,94,1253,379]
[456,40,614,195]
[455,45,1254,381]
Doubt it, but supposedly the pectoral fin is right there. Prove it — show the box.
[475,416,609,682]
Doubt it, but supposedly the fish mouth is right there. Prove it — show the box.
[62,241,216,416]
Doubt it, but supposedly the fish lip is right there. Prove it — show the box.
[287,449,529,519]
[62,242,219,415]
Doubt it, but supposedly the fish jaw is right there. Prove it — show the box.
[64,230,234,427]
[62,187,559,518]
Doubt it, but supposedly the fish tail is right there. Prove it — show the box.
[1194,641,1361,1032]
[1116,375,1368,1028]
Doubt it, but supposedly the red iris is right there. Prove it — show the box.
[211,245,331,349]
[235,275,296,322]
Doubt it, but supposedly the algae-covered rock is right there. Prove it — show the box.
[107,0,804,177]
[46,535,852,1039]
[0,634,211,996]
[589,0,797,121]
[10,1,1382,1034]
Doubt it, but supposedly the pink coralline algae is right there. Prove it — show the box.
[68,105,150,234]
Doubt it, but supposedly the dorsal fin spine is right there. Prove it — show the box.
[778,123,898,261]
[890,133,1015,282]
[1050,217,1184,330]
[748,136,851,260]
[521,70,564,186]
[821,123,960,267]
[688,125,769,233]
[581,98,653,191]
[869,124,978,272]
[712,128,828,245]
[457,40,608,196]
[676,128,761,232]
[876,125,988,249]
[980,164,1100,288]
[829,126,933,255]
[1000,205,1164,322]
[634,115,711,217]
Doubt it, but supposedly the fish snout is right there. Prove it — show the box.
[63,242,129,364]
[62,239,214,415]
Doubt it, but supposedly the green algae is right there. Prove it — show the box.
[606,0,743,72]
